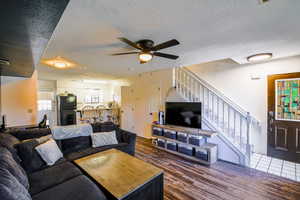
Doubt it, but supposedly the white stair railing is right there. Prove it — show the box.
[173,67,261,164]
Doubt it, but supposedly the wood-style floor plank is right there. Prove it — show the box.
[135,137,300,200]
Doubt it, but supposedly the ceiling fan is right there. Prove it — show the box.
[111,38,180,64]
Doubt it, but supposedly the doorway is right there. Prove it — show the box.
[267,72,300,163]
[37,91,57,127]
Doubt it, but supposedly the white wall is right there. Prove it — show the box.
[38,80,57,92]
[120,69,173,138]
[187,55,300,154]
[1,71,38,127]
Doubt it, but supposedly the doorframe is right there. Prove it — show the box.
[267,72,300,163]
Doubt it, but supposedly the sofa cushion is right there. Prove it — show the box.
[8,128,51,141]
[0,147,29,189]
[15,139,46,173]
[0,133,21,162]
[28,161,82,195]
[0,132,20,148]
[35,139,63,166]
[60,136,91,155]
[65,143,128,161]
[91,122,118,132]
[64,147,101,161]
[0,168,32,200]
[114,142,135,155]
[32,175,107,200]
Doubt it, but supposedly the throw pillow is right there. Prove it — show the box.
[35,135,52,144]
[35,139,63,166]
[0,168,32,200]
[15,139,46,173]
[21,135,52,144]
[91,131,118,148]
[0,148,29,190]
[14,135,56,172]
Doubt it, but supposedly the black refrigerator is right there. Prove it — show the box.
[57,94,77,126]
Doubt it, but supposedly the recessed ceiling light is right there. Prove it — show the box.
[41,56,76,69]
[247,53,273,63]
[53,61,68,68]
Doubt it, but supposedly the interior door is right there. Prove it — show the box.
[267,73,300,163]
[120,86,135,132]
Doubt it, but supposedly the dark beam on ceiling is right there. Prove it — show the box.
[0,0,69,77]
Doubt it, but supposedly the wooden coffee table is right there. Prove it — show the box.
[74,149,163,200]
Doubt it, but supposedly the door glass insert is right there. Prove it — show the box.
[275,78,300,121]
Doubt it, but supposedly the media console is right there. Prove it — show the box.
[152,124,218,165]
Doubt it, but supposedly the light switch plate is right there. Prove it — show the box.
[250,74,262,80]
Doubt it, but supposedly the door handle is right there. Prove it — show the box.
[268,111,274,132]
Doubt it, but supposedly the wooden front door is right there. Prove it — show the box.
[267,73,300,163]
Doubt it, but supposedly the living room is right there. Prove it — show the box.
[1,0,300,200]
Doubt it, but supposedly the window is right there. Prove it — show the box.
[38,100,52,111]
[275,78,300,121]
[84,93,104,104]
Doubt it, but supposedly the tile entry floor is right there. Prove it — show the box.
[251,153,300,182]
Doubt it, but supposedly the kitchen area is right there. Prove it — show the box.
[37,79,122,127]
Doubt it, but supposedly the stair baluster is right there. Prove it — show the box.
[173,67,261,166]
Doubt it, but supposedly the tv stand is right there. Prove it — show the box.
[152,124,217,137]
[152,124,218,165]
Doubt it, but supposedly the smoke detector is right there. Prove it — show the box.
[259,0,270,4]
[0,59,10,66]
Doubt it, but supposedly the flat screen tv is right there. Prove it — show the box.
[165,102,202,129]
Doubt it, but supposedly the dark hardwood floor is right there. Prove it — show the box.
[135,137,300,200]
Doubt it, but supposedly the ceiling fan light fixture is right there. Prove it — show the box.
[113,38,180,63]
[139,52,153,62]
[0,58,10,66]
[247,53,272,63]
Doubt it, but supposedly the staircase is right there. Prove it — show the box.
[172,67,261,166]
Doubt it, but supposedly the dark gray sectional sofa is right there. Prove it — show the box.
[0,123,136,200]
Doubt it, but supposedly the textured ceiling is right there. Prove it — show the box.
[37,0,300,80]
[0,0,69,77]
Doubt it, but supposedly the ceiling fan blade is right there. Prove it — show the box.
[111,52,139,56]
[140,60,147,64]
[151,39,180,51]
[118,37,142,50]
[153,52,179,60]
